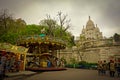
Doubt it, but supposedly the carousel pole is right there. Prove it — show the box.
[23,53,26,70]
[59,49,60,59]
[23,48,28,71]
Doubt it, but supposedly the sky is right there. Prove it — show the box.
[0,0,120,38]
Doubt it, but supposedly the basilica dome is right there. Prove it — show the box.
[80,16,103,40]
[86,16,95,29]
[86,19,94,26]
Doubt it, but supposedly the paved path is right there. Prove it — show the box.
[5,68,120,80]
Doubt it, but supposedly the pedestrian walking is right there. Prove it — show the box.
[102,60,107,75]
[97,61,103,75]
[108,60,116,77]
[116,60,120,77]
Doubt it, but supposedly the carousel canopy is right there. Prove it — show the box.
[17,34,66,50]
[0,43,28,54]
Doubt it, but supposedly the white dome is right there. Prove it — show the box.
[86,16,95,29]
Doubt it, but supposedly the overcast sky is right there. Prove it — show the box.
[0,0,120,38]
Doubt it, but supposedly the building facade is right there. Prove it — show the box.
[80,16,103,40]
[59,16,120,64]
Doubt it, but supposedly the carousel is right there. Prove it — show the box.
[17,34,66,71]
[0,43,28,72]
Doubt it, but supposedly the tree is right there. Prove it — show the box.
[39,12,74,47]
[0,9,28,44]
[39,12,71,37]
[15,18,26,26]
[56,11,74,47]
[0,10,74,47]
[57,11,71,36]
[113,33,120,42]
[70,57,77,64]
[39,14,57,37]
[0,9,13,35]
[18,24,44,36]
[75,35,87,61]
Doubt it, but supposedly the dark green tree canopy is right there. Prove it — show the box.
[113,33,120,42]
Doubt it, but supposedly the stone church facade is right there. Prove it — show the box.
[80,16,103,40]
[59,16,120,63]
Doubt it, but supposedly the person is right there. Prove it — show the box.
[102,60,107,75]
[97,61,103,75]
[109,60,116,77]
[15,59,21,72]
[0,51,7,80]
[47,60,51,68]
[5,55,11,73]
[60,59,65,67]
[9,54,15,72]
[0,61,4,80]
[116,60,120,77]
[56,59,59,67]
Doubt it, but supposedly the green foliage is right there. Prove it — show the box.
[70,57,77,64]
[78,61,87,65]
[0,9,27,44]
[61,56,67,64]
[21,25,42,35]
[0,31,18,44]
[65,64,74,68]
[0,10,75,47]
[114,33,120,42]
[38,12,75,47]
[65,61,97,69]
[40,21,75,47]
[105,39,113,46]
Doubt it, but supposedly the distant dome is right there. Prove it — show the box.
[86,20,94,26]
[80,16,103,40]
[86,16,95,29]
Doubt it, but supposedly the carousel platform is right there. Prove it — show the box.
[25,67,67,71]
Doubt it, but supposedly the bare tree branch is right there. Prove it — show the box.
[57,11,71,36]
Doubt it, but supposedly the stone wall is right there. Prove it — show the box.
[58,46,120,63]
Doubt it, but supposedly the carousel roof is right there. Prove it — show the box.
[17,34,66,50]
[0,43,28,54]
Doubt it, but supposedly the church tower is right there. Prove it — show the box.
[80,16,103,40]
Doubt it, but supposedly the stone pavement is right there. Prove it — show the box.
[5,71,37,77]
[26,68,119,80]
[5,68,120,80]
